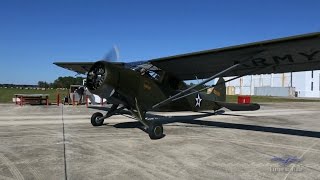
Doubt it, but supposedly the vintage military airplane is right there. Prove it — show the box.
[54,32,320,139]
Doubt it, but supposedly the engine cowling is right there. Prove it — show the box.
[86,61,118,99]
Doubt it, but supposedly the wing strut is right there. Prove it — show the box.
[152,63,241,109]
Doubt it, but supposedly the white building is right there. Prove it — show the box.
[224,70,320,98]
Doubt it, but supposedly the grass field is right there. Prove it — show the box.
[0,87,319,104]
[0,88,68,103]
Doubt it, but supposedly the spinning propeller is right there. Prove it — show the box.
[103,45,120,62]
[86,46,120,92]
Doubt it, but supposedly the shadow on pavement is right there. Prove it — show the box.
[113,111,320,138]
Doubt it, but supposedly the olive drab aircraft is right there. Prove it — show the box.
[54,32,320,139]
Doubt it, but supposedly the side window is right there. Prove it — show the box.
[144,70,164,83]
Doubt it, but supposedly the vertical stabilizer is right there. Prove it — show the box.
[213,77,226,102]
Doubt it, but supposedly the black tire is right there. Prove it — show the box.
[148,122,164,140]
[91,112,104,126]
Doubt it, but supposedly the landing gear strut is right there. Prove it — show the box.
[133,98,164,139]
[90,104,125,127]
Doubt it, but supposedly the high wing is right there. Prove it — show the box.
[148,32,320,80]
[54,32,320,79]
[53,62,94,74]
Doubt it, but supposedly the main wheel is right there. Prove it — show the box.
[91,112,104,126]
[148,122,164,140]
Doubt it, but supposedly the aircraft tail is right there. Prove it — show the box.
[212,77,226,102]
[210,77,260,111]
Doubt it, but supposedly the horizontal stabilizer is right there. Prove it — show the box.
[215,101,260,111]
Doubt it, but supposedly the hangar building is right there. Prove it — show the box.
[224,70,320,98]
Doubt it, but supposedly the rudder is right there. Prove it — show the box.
[213,77,226,102]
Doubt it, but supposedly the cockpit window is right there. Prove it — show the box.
[147,71,160,80]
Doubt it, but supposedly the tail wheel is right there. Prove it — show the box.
[148,122,164,140]
[91,112,104,126]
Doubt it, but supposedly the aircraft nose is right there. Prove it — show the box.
[87,62,107,91]
[86,61,115,98]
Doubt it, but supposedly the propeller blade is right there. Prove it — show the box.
[103,45,120,62]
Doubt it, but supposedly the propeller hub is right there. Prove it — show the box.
[86,61,115,98]
[87,62,106,90]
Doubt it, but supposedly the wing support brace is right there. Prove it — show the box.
[152,63,241,109]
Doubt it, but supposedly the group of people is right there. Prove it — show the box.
[63,86,86,105]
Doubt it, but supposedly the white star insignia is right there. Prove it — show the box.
[195,94,202,107]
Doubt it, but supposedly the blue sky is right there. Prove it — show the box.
[0,0,319,84]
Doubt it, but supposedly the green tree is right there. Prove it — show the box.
[52,76,85,88]
[38,81,49,89]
